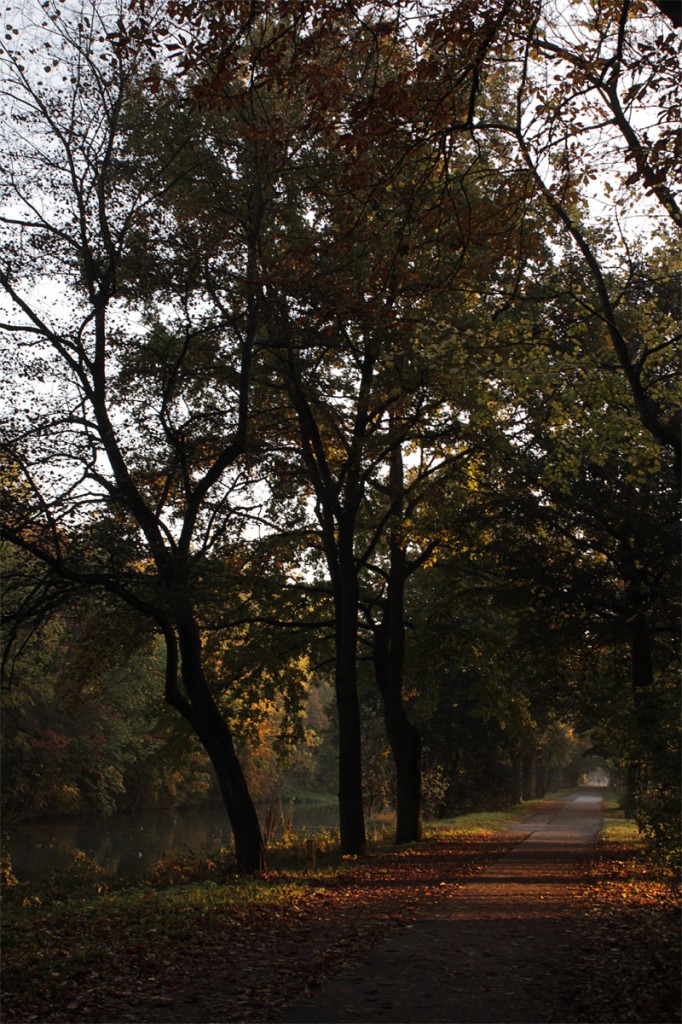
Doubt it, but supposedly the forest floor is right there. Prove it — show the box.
[1,791,679,1024]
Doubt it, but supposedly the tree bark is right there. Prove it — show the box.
[534,748,547,798]
[168,621,266,873]
[286,371,367,857]
[191,706,265,873]
[521,750,535,801]
[621,763,639,820]
[624,560,660,818]
[372,434,423,844]
[389,700,423,838]
[509,750,524,804]
[334,530,367,856]
[373,615,424,843]
[393,722,423,843]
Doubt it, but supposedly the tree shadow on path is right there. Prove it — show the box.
[279,789,680,1024]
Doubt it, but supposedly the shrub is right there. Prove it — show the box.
[147,847,235,887]
[45,849,111,899]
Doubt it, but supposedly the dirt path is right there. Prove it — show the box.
[280,791,604,1023]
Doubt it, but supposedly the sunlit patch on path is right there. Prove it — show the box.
[281,789,605,1023]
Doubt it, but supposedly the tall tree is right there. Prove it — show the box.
[258,19,536,845]
[482,0,682,465]
[0,0,286,871]
[135,0,545,852]
[483,240,680,833]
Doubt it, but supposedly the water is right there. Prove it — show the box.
[3,800,340,883]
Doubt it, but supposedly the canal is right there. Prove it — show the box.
[4,800,341,884]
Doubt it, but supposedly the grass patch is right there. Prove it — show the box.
[3,871,310,932]
[0,872,318,1012]
[601,817,642,844]
[599,797,644,848]
[424,794,565,839]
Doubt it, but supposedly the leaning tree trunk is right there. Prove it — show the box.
[168,622,266,873]
[190,705,266,873]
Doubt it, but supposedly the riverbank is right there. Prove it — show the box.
[1,793,342,884]
[1,795,679,1024]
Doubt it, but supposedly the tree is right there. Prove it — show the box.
[100,0,563,853]
[252,1,551,846]
[0,0,284,871]
[480,245,680,845]
[481,0,682,466]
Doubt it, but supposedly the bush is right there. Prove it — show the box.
[422,765,449,818]
[638,784,682,882]
[147,848,235,887]
[42,849,111,900]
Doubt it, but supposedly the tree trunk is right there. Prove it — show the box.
[336,661,367,856]
[621,762,639,820]
[335,536,367,856]
[521,750,535,801]
[372,434,423,844]
[374,577,420,835]
[374,617,424,843]
[191,706,266,872]
[509,750,524,804]
[626,574,658,815]
[291,386,367,857]
[169,622,266,873]
[534,748,547,798]
[629,610,658,750]
[630,607,654,692]
[388,700,423,843]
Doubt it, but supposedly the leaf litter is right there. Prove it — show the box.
[1,831,679,1023]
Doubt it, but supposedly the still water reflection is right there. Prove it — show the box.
[5,802,340,883]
